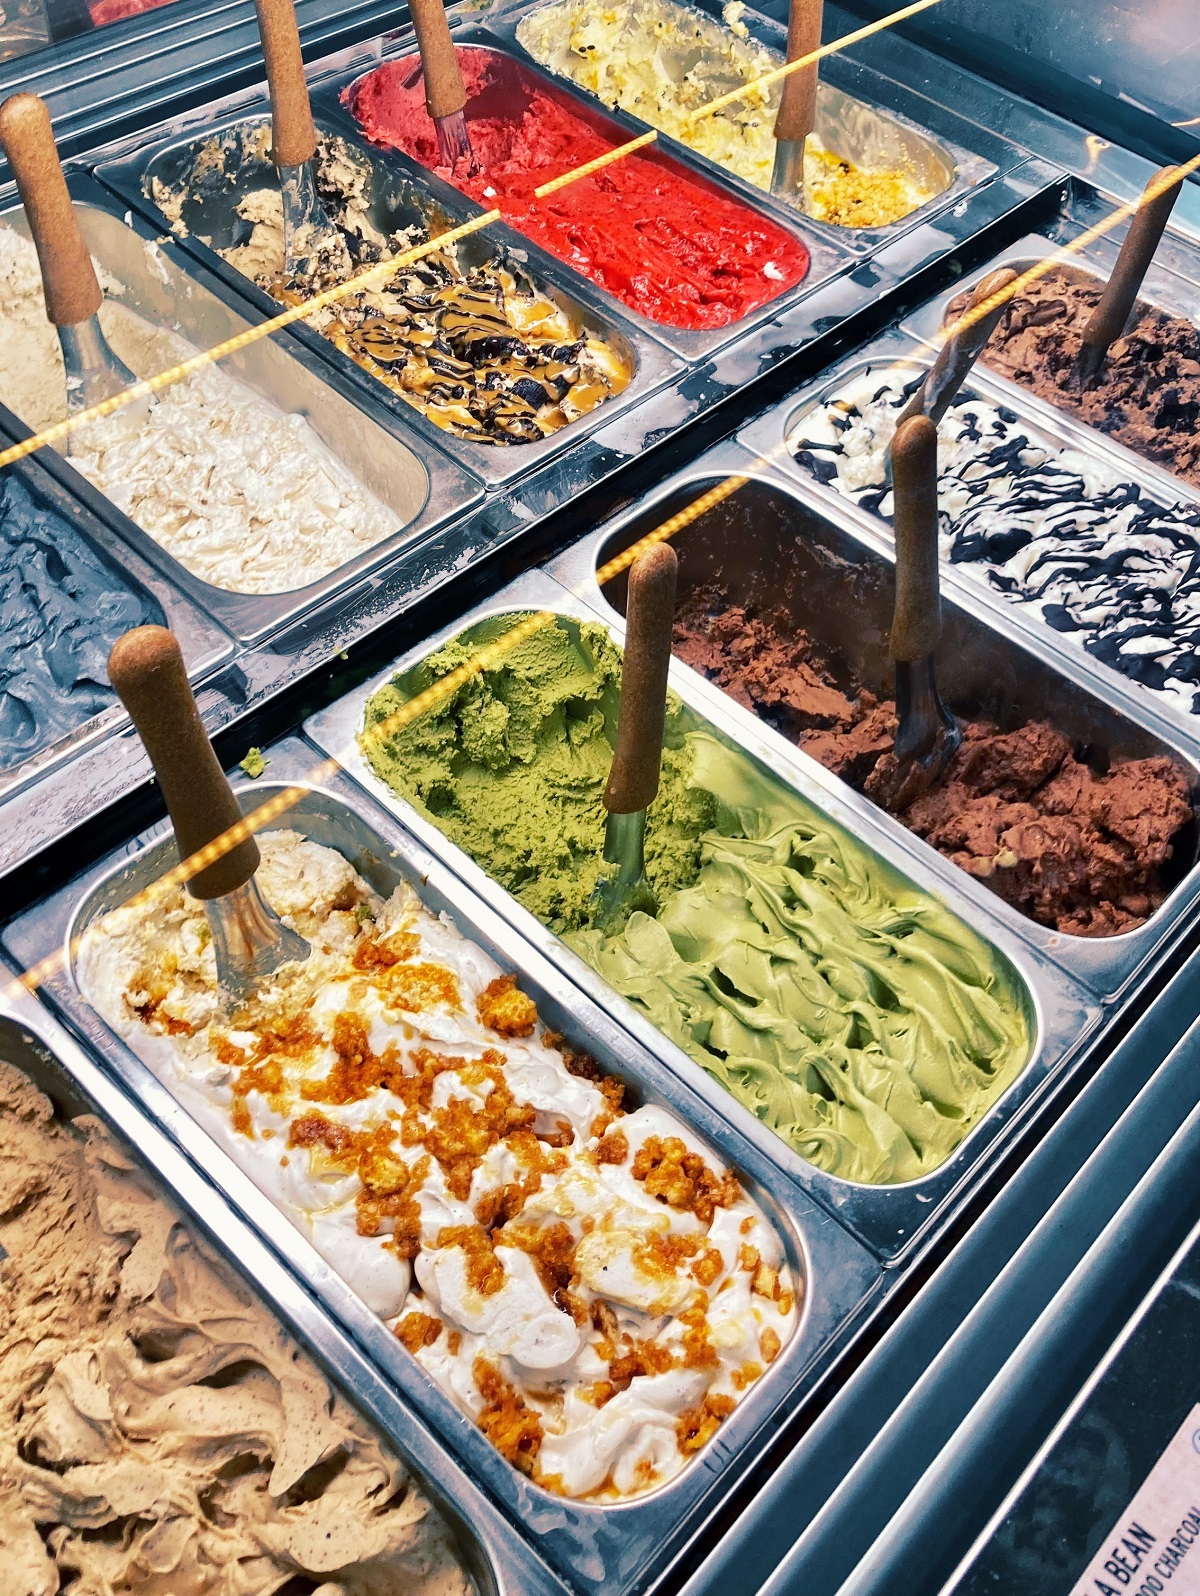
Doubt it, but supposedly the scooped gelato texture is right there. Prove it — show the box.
[0,223,399,593]
[515,0,938,226]
[78,829,796,1501]
[790,366,1200,720]
[0,472,161,772]
[150,128,631,445]
[947,263,1200,490]
[346,48,809,329]
[358,614,1032,1185]
[672,589,1195,937]
[0,1059,471,1596]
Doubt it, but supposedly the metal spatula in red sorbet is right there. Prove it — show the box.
[0,94,143,438]
[407,0,476,172]
[771,0,821,204]
[593,544,679,934]
[254,0,343,278]
[108,627,311,1009]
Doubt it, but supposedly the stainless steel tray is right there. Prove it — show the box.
[0,168,481,643]
[487,0,999,257]
[543,441,1200,1006]
[740,325,1200,761]
[323,27,851,364]
[0,967,571,1596]
[303,568,1102,1264]
[0,437,231,804]
[2,737,882,1596]
[901,231,1200,511]
[92,96,685,492]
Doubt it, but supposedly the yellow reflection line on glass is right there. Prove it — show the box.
[534,131,659,198]
[686,0,946,124]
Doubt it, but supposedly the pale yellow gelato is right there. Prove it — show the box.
[516,0,937,226]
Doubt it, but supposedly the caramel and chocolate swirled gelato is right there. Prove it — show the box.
[151,126,631,446]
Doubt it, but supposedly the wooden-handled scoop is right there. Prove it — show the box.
[890,415,960,776]
[771,0,822,202]
[108,625,310,1005]
[895,267,1019,436]
[0,92,141,428]
[593,543,679,933]
[253,0,341,278]
[1072,164,1185,389]
[408,0,474,170]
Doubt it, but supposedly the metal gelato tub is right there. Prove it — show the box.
[93,97,685,491]
[304,568,1100,1264]
[543,446,1200,1005]
[0,971,570,1596]
[490,0,999,255]
[0,169,481,643]
[740,326,1200,765]
[3,737,880,1596]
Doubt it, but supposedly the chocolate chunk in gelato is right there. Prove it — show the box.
[673,587,1196,937]
[0,1057,472,1596]
[947,263,1200,489]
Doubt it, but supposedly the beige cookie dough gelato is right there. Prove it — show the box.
[0,1057,472,1596]
[78,830,799,1501]
[0,224,399,594]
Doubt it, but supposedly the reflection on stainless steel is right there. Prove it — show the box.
[812,77,954,205]
[0,988,564,1596]
[204,875,311,1004]
[57,315,143,422]
[3,745,879,1596]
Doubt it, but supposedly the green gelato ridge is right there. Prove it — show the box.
[359,612,1033,1185]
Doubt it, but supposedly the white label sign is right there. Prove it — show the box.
[1071,1403,1200,1596]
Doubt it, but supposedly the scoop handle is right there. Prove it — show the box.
[254,0,317,168]
[890,415,941,663]
[408,0,468,122]
[605,544,679,816]
[0,94,101,327]
[904,267,1018,428]
[774,0,822,146]
[1080,165,1183,358]
[108,627,261,900]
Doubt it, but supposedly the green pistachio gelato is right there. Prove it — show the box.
[359,612,1033,1184]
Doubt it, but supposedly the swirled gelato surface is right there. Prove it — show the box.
[0,223,400,593]
[346,47,809,329]
[78,829,796,1500]
[0,471,160,772]
[790,366,1200,720]
[515,0,937,226]
[358,614,1032,1184]
[150,127,630,445]
[946,264,1200,490]
[0,1057,472,1596]
[672,588,1195,937]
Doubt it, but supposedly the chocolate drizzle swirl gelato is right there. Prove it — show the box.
[150,126,630,445]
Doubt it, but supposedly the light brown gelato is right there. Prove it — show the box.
[0,1058,473,1596]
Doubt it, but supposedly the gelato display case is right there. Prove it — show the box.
[2,0,1200,1592]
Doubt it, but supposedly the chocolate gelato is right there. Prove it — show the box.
[0,1058,472,1596]
[947,264,1200,489]
[673,588,1195,937]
